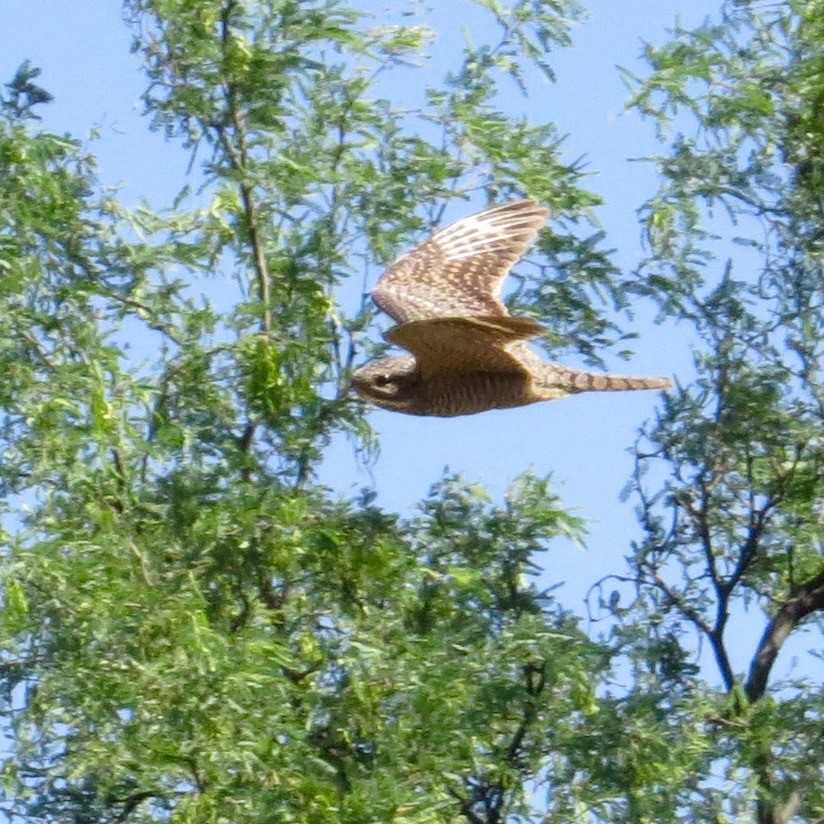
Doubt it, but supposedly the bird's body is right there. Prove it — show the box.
[353,344,672,417]
[359,356,533,417]
[352,200,672,417]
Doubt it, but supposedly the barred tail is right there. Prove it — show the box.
[557,367,673,393]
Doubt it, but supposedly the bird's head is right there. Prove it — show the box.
[350,355,420,413]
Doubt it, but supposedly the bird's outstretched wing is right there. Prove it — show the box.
[385,316,544,379]
[371,199,551,324]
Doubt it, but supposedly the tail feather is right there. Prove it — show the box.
[557,367,672,393]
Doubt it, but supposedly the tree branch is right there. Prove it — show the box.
[113,790,159,822]
[745,566,824,702]
[217,0,272,335]
[506,661,546,765]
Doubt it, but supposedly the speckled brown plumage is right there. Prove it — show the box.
[352,200,672,417]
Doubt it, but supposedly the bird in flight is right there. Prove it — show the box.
[352,199,672,417]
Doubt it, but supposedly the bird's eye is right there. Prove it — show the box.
[375,374,393,386]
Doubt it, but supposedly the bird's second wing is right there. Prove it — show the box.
[372,199,551,324]
[385,316,544,379]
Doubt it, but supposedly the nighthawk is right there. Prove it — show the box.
[351,199,672,417]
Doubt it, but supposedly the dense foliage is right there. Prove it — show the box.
[614,2,824,820]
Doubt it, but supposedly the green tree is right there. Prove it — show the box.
[593,1,823,821]
[0,1,619,821]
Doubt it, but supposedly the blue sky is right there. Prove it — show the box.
[4,0,809,687]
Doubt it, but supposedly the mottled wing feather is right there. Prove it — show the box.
[385,316,544,379]
[372,200,551,323]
